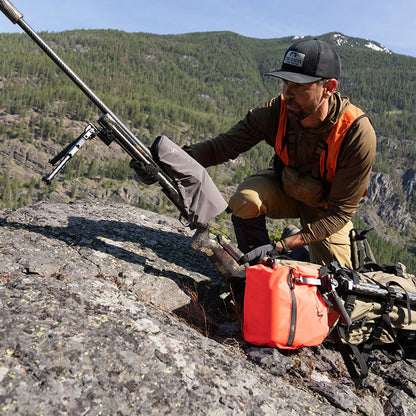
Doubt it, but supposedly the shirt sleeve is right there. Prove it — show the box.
[183,98,280,167]
[301,116,377,243]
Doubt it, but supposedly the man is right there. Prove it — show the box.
[184,38,376,268]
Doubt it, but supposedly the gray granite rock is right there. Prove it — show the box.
[0,200,415,415]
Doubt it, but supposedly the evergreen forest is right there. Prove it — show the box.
[0,29,416,271]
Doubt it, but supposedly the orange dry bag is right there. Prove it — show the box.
[243,263,334,349]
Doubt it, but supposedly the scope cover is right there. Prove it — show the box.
[151,135,228,228]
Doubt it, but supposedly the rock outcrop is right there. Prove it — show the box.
[365,172,413,233]
[1,200,416,415]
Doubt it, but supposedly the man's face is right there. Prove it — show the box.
[281,80,326,122]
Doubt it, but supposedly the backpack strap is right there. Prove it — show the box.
[332,326,369,382]
[339,268,361,316]
[359,284,406,361]
[387,281,412,325]
[350,228,377,270]
[335,280,410,381]
[285,131,297,169]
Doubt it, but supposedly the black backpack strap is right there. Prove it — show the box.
[332,326,368,382]
[342,269,361,316]
[350,228,377,271]
[359,283,407,364]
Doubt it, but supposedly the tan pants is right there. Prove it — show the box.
[229,169,353,268]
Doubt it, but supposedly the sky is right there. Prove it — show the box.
[0,0,415,58]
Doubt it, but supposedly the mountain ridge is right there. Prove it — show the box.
[0,29,415,269]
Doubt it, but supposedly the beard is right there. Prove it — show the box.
[287,108,306,121]
[286,102,307,121]
[285,98,321,122]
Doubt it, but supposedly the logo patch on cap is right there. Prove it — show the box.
[283,51,305,68]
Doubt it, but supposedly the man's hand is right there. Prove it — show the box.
[239,243,280,265]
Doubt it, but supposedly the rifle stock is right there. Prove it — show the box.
[189,228,246,284]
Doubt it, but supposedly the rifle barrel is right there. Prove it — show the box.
[0,0,154,161]
[0,0,21,23]
[0,0,187,217]
[347,280,416,306]
[1,1,110,115]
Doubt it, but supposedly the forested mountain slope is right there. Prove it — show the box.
[0,29,415,269]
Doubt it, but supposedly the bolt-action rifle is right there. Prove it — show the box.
[0,0,246,282]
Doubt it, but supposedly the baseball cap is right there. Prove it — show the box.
[265,39,341,83]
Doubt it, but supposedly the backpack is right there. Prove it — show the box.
[242,226,416,382]
[243,255,416,382]
[320,262,416,382]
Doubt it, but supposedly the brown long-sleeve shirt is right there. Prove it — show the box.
[184,93,377,244]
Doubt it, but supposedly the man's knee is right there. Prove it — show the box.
[229,189,266,219]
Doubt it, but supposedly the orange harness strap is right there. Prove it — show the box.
[275,95,366,183]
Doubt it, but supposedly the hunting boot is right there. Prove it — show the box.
[231,214,270,254]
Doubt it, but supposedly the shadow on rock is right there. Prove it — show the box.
[1,216,221,279]
[1,215,241,342]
